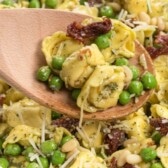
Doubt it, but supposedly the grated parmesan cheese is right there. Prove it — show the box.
[28,153,43,168]
[76,126,91,145]
[28,138,45,157]
[146,0,152,13]
[139,54,147,70]
[41,112,46,143]
[56,42,64,57]
[60,150,80,168]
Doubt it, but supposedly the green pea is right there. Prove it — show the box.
[48,75,64,91]
[140,147,157,162]
[128,80,143,96]
[119,91,131,105]
[22,146,34,161]
[95,35,110,49]
[52,56,65,70]
[28,0,40,8]
[71,89,81,101]
[141,72,157,89]
[41,140,57,155]
[51,150,66,166]
[51,111,62,120]
[129,65,140,80]
[0,158,9,168]
[36,66,51,82]
[151,131,162,144]
[150,162,163,168]
[4,143,22,156]
[61,136,72,146]
[1,0,14,6]
[99,5,115,18]
[27,162,40,168]
[39,157,49,168]
[115,58,128,66]
[45,0,57,8]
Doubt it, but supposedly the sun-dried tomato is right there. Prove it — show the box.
[123,163,136,168]
[67,18,112,43]
[150,117,168,136]
[146,33,168,58]
[104,128,126,155]
[52,117,79,134]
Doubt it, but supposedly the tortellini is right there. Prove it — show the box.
[60,44,106,88]
[57,0,79,11]
[152,55,168,105]
[102,19,136,63]
[119,108,151,140]
[53,127,72,144]
[77,65,125,112]
[157,136,168,168]
[72,5,98,17]
[76,121,103,149]
[0,79,9,93]
[151,104,168,119]
[42,31,83,69]
[69,149,107,168]
[3,98,51,128]
[3,87,25,105]
[123,0,148,15]
[123,0,168,19]
[2,124,41,147]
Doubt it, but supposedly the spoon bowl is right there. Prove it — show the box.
[0,9,154,120]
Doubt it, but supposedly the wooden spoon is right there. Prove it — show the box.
[0,9,154,120]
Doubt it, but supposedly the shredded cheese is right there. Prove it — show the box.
[76,126,91,144]
[139,54,147,70]
[41,112,46,143]
[146,0,152,13]
[81,126,92,145]
[28,138,45,157]
[28,153,43,168]
[60,150,80,168]
[56,42,64,56]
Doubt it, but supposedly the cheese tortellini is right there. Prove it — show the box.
[3,98,51,128]
[102,19,136,63]
[69,149,107,168]
[2,125,41,147]
[77,65,125,112]
[42,31,83,70]
[60,44,106,88]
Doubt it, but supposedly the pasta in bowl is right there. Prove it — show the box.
[0,0,168,168]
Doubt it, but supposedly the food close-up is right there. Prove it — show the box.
[0,0,168,168]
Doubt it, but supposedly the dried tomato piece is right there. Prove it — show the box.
[52,117,79,134]
[146,33,168,58]
[123,163,136,168]
[67,18,112,43]
[104,128,126,155]
[150,117,168,136]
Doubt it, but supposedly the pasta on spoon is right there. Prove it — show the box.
[0,10,156,120]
